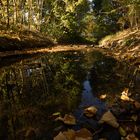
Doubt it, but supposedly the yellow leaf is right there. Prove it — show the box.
[55,114,76,125]
[54,132,67,140]
[131,115,138,121]
[84,106,98,117]
[63,114,76,125]
[126,133,139,140]
[99,111,119,128]
[120,94,130,101]
[53,128,93,140]
[75,128,92,140]
[55,116,64,122]
[120,88,134,101]
[52,112,61,116]
[63,129,76,140]
[119,127,127,137]
[100,94,107,100]
[121,88,129,96]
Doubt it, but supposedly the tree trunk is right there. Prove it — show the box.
[7,0,10,29]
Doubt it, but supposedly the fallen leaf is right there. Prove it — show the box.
[134,101,140,109]
[54,132,67,140]
[100,94,107,100]
[63,129,75,140]
[54,128,93,140]
[125,133,138,140]
[55,116,64,122]
[99,111,119,128]
[119,127,127,137]
[120,88,134,102]
[84,106,98,117]
[131,115,138,121]
[121,88,130,96]
[120,94,130,101]
[63,114,76,125]
[55,114,76,125]
[75,128,92,138]
[52,112,61,116]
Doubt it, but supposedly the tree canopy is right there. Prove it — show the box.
[0,0,140,43]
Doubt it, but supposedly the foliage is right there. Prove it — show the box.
[0,0,140,44]
[90,0,122,42]
[117,0,140,28]
[43,0,90,43]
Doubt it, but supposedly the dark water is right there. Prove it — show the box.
[0,50,131,140]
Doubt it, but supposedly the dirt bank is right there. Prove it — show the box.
[99,29,140,66]
[0,30,53,52]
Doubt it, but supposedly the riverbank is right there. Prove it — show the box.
[0,43,140,139]
[0,30,54,52]
[99,29,140,65]
[0,45,94,58]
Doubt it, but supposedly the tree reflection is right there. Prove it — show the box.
[0,51,86,140]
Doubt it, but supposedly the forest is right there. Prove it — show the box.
[0,0,139,44]
[0,0,140,140]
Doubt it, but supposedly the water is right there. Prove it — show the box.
[80,72,105,108]
[0,50,125,140]
[72,71,106,132]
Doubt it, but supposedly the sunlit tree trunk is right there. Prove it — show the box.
[28,0,32,30]
[39,0,44,31]
[6,0,10,29]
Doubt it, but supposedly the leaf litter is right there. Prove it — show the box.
[53,87,140,140]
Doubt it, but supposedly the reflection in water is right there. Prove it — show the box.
[0,50,130,140]
[74,72,106,131]
[0,51,86,140]
[80,72,105,108]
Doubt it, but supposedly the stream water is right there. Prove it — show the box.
[0,50,131,140]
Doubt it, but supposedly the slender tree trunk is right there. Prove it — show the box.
[39,0,44,31]
[28,0,32,30]
[7,0,10,29]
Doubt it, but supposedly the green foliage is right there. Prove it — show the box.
[108,0,140,29]
[91,0,121,42]
[0,0,139,44]
[43,0,90,43]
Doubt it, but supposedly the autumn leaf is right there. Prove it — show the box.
[63,114,76,125]
[119,127,127,137]
[63,129,76,140]
[99,111,119,128]
[55,116,64,122]
[54,132,67,140]
[84,106,98,117]
[126,133,139,140]
[54,128,93,140]
[52,112,61,116]
[122,88,130,96]
[120,94,130,101]
[100,94,107,100]
[131,115,138,121]
[120,88,134,102]
[75,128,92,139]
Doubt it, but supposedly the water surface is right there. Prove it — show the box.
[0,50,126,140]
